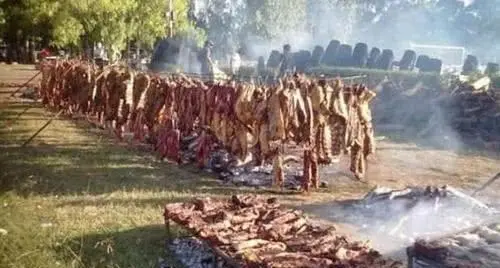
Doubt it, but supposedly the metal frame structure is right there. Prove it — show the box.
[409,42,466,67]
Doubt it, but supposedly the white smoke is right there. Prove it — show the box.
[302,186,497,259]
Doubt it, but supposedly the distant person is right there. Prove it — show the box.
[229,47,241,78]
[199,41,214,82]
[39,48,50,60]
[257,56,266,84]
[279,44,294,78]
[94,42,106,60]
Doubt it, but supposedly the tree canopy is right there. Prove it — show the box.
[0,0,205,60]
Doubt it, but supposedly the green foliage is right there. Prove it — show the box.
[191,0,307,54]
[130,0,166,49]
[170,0,206,47]
[52,13,83,48]
[0,0,205,59]
[251,0,307,40]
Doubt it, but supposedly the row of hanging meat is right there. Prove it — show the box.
[39,60,377,190]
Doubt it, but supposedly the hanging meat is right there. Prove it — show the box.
[40,60,380,191]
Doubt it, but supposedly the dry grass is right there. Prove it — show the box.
[0,65,357,268]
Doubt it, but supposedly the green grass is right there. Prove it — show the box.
[0,89,365,267]
[0,102,212,268]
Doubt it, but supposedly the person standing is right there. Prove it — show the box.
[229,47,241,79]
[279,44,294,78]
[199,41,214,82]
[39,48,50,60]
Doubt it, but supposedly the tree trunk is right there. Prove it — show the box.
[28,39,35,64]
[6,43,15,64]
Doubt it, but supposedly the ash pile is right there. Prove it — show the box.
[408,221,500,268]
[181,135,305,190]
[166,237,229,268]
[320,185,498,253]
[219,164,305,190]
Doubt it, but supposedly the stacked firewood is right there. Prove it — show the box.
[438,81,500,149]
[38,59,378,190]
[373,78,500,150]
[164,195,403,268]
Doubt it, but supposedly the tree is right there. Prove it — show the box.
[0,0,55,61]
[243,0,307,41]
[190,0,308,58]
[36,0,203,60]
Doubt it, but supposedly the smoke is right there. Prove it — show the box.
[189,0,498,65]
[372,77,467,156]
[359,197,491,254]
[306,186,496,257]
[178,42,201,74]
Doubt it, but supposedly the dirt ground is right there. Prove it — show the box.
[2,64,500,267]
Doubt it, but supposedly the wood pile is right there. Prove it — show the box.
[373,78,500,150]
[164,195,403,268]
[438,81,500,149]
[408,222,500,268]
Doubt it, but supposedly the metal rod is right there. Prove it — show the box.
[21,110,63,147]
[472,172,500,197]
[7,106,32,126]
[10,71,41,98]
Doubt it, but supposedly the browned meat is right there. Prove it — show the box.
[163,195,401,268]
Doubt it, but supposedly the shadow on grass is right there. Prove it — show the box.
[0,101,314,201]
[0,116,306,200]
[58,224,170,268]
[0,142,280,198]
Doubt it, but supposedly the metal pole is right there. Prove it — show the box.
[6,106,32,127]
[472,172,500,197]
[10,71,41,98]
[21,110,63,147]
